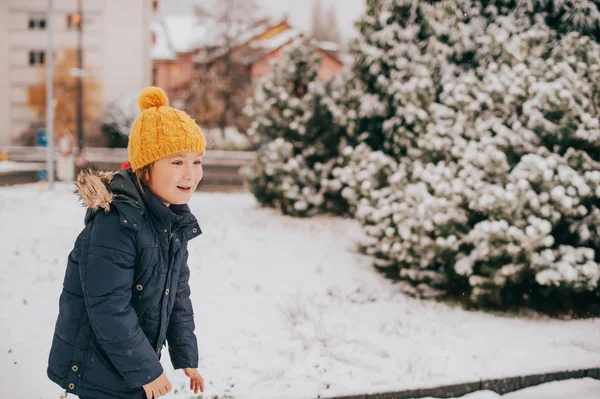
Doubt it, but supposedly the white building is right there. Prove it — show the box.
[0,0,153,146]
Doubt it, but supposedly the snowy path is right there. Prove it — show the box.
[0,183,598,399]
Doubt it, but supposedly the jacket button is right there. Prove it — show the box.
[192,228,198,233]
[68,383,75,390]
[123,219,128,223]
[163,229,168,233]
[136,284,143,291]
[72,365,79,372]
[165,289,169,295]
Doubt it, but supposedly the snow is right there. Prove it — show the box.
[318,41,342,52]
[151,14,222,61]
[151,20,177,61]
[0,184,599,399]
[163,16,214,52]
[0,161,44,173]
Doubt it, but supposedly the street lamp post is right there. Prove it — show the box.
[76,0,84,152]
[46,0,55,188]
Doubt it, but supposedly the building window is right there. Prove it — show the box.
[28,16,47,30]
[67,13,82,29]
[29,51,45,66]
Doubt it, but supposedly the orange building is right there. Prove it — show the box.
[151,10,345,129]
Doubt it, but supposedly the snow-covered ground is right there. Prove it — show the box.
[0,183,599,399]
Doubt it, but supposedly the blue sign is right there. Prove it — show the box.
[37,130,47,147]
[37,130,48,181]
[37,170,48,181]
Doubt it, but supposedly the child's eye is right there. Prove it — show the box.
[194,161,203,165]
[172,161,183,165]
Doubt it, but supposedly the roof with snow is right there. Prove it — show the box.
[192,18,293,64]
[235,30,303,65]
[151,19,176,60]
[249,28,302,51]
[151,13,223,60]
[151,12,289,62]
[151,11,344,66]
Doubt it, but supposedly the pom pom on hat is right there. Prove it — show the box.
[138,87,168,111]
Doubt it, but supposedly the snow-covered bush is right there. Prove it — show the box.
[245,41,350,162]
[322,143,398,216]
[202,127,254,151]
[355,161,470,298]
[349,0,600,314]
[100,92,139,148]
[243,138,334,217]
[243,40,353,215]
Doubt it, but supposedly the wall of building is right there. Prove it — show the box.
[0,3,9,148]
[0,0,152,146]
[153,53,195,98]
[102,0,152,104]
[318,52,344,80]
[249,46,284,79]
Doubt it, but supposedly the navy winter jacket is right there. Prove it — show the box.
[47,169,201,399]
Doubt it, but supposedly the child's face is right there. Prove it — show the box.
[146,152,204,206]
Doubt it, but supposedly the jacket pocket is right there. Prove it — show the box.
[83,344,133,390]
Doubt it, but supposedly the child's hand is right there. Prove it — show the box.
[142,371,172,399]
[183,368,205,394]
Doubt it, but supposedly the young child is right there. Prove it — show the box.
[48,87,206,399]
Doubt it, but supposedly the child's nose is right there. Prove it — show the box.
[183,165,194,180]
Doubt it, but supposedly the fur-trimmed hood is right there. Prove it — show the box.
[75,169,145,215]
[75,169,117,212]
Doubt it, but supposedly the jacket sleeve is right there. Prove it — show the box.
[167,250,199,369]
[79,210,163,388]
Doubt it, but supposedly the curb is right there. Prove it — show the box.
[322,367,600,399]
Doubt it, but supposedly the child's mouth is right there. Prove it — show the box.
[177,186,192,193]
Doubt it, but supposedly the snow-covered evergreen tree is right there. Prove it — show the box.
[243,41,352,216]
[323,143,398,216]
[351,0,600,313]
[100,92,139,148]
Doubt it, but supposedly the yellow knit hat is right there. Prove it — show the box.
[128,87,205,171]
